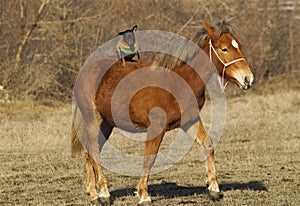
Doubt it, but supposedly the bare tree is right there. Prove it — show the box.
[0,0,299,101]
[15,0,49,70]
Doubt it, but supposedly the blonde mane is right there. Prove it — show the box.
[152,19,236,70]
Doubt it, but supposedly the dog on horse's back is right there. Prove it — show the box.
[116,25,140,67]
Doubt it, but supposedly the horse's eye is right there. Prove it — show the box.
[221,48,228,53]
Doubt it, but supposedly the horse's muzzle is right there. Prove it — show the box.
[239,75,254,90]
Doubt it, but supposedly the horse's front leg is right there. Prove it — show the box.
[186,120,221,200]
[137,127,165,205]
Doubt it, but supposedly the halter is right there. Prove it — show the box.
[209,39,246,92]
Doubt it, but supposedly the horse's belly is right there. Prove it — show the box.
[95,63,201,132]
[96,84,182,131]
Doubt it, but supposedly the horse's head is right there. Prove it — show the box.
[118,25,138,52]
[203,20,254,90]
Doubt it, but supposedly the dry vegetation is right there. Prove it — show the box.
[0,0,300,205]
[0,0,299,100]
[0,74,299,205]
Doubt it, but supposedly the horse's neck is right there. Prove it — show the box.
[188,48,215,83]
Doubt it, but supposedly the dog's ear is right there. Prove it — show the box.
[132,25,138,32]
[118,31,125,35]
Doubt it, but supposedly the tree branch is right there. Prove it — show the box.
[15,0,49,70]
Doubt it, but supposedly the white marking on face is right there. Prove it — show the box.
[231,39,239,49]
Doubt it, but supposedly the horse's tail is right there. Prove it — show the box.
[71,122,83,156]
[71,96,84,156]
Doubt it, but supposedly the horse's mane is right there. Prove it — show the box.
[152,18,236,70]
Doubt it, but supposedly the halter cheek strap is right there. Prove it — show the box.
[209,39,245,92]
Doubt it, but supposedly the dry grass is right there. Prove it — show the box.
[0,74,299,205]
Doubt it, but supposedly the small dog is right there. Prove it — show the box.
[116,25,140,67]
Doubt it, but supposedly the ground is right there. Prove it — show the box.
[0,74,299,205]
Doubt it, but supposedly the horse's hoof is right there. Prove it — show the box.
[138,196,152,206]
[138,200,152,206]
[98,193,110,206]
[208,190,223,201]
[90,196,100,204]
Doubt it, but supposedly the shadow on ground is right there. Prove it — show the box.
[110,180,267,203]
[220,181,268,192]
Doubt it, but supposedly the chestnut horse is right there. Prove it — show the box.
[71,19,254,205]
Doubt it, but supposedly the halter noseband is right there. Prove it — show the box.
[209,39,246,92]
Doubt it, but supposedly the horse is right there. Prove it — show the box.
[71,19,254,205]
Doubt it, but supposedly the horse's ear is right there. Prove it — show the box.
[204,21,216,40]
[132,25,138,31]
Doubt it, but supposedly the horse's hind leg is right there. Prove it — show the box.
[85,121,103,202]
[85,116,113,203]
[96,120,113,200]
[85,152,98,201]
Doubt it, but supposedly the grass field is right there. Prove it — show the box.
[0,74,299,205]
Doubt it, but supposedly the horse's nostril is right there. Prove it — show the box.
[244,76,250,84]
